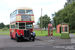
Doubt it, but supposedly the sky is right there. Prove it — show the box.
[0,0,67,25]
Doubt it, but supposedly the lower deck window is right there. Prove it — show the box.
[11,25,15,29]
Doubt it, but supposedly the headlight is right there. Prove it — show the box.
[20,33,22,35]
[31,33,33,35]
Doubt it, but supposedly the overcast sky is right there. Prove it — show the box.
[0,0,67,25]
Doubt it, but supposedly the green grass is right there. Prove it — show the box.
[0,33,10,35]
[34,30,61,36]
[0,30,9,32]
[33,30,48,36]
[73,33,75,35]
[53,30,61,36]
[0,28,9,32]
[0,29,61,36]
[0,28,9,35]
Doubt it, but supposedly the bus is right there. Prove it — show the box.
[10,7,36,42]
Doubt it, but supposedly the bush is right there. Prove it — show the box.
[2,28,9,31]
[0,29,3,31]
[70,30,75,33]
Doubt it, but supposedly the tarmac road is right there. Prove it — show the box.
[0,35,75,50]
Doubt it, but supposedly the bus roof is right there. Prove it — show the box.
[10,7,33,16]
[17,7,33,10]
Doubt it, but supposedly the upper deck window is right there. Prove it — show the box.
[26,10,33,14]
[10,10,17,17]
[18,9,25,14]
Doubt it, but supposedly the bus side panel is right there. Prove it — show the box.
[13,29,17,38]
[14,29,19,38]
[10,29,14,38]
[14,29,24,38]
[10,29,16,38]
[10,29,12,37]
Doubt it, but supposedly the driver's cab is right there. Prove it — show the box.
[16,22,33,30]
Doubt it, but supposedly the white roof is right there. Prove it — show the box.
[17,7,32,10]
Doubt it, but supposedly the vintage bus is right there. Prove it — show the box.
[10,7,36,42]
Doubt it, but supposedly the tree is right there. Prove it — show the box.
[52,14,55,17]
[37,14,51,30]
[53,2,75,31]
[67,0,75,4]
[5,25,9,28]
[0,22,5,29]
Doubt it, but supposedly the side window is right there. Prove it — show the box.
[16,23,18,29]
[29,15,31,21]
[11,24,15,29]
[14,10,17,15]
[10,10,17,17]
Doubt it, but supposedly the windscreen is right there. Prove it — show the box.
[19,23,25,29]
[26,24,32,29]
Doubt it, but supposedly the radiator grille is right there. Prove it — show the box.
[24,30,30,37]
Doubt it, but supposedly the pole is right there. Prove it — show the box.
[46,27,47,36]
[41,8,42,33]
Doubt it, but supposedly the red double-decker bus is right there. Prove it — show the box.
[10,7,36,42]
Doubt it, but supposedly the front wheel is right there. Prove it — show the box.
[31,36,35,41]
[16,35,20,42]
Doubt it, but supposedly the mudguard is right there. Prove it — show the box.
[16,33,21,37]
[31,32,36,37]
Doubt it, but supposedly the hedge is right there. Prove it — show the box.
[70,30,75,33]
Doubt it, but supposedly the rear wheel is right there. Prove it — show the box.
[10,32,13,39]
[11,36,13,39]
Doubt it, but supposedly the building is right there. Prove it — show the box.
[33,24,41,31]
[33,24,56,31]
[57,23,69,33]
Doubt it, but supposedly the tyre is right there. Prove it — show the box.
[16,35,20,42]
[31,36,35,41]
[11,37,13,39]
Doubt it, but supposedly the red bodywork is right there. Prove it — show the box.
[10,28,33,38]
[48,24,53,36]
